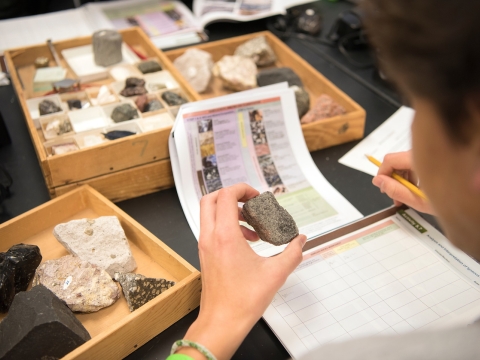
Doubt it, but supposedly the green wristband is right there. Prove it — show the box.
[171,339,217,360]
[166,354,194,360]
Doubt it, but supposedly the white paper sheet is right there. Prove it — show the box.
[263,209,480,359]
[338,106,414,176]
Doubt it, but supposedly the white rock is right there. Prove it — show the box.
[33,255,121,313]
[213,55,257,91]
[173,48,213,93]
[234,36,277,66]
[53,216,137,277]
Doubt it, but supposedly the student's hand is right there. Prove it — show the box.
[372,151,434,214]
[178,183,307,360]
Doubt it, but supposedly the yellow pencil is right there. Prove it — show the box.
[366,155,428,200]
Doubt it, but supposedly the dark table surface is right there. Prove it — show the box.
[0,1,424,359]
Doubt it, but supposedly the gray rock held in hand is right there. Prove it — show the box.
[242,191,298,246]
[92,29,123,67]
[33,255,121,313]
[114,272,175,312]
[0,285,90,360]
[53,216,137,277]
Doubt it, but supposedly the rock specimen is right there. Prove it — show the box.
[53,216,137,276]
[147,99,163,112]
[0,244,42,312]
[33,255,120,312]
[120,77,147,97]
[242,191,298,246]
[234,36,276,67]
[291,85,310,118]
[39,100,62,116]
[173,48,213,93]
[45,118,73,136]
[67,99,82,110]
[92,29,123,67]
[161,91,188,106]
[148,83,167,92]
[111,103,139,123]
[51,142,79,155]
[0,285,90,360]
[137,60,162,74]
[257,67,303,88]
[300,94,346,124]
[213,55,257,91]
[135,94,149,112]
[103,130,136,140]
[114,272,175,312]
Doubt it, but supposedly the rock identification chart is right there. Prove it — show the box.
[169,84,362,257]
[263,209,480,359]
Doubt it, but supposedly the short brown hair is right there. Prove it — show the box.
[361,0,480,142]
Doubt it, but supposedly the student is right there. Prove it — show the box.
[169,0,480,359]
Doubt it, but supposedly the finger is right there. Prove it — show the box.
[274,234,307,274]
[377,151,413,177]
[215,184,259,232]
[240,225,259,241]
[200,192,219,236]
[373,175,424,208]
[238,206,246,222]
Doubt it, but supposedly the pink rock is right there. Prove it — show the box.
[300,94,346,124]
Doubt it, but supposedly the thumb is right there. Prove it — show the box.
[275,234,307,274]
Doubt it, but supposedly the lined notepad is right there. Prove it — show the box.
[264,209,480,359]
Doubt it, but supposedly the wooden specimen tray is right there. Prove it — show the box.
[4,27,197,202]
[0,185,201,359]
[165,31,366,152]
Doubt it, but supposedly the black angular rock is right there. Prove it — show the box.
[137,60,162,74]
[256,67,303,88]
[67,99,82,110]
[125,77,145,88]
[111,104,139,123]
[103,130,136,140]
[0,244,42,312]
[38,100,62,116]
[0,253,15,313]
[0,285,91,360]
[161,91,188,106]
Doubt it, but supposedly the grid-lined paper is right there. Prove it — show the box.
[264,210,480,359]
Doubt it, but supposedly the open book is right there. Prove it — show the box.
[0,0,312,54]
[169,83,362,257]
[263,207,480,358]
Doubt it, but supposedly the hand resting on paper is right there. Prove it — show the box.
[372,150,434,214]
[176,183,307,360]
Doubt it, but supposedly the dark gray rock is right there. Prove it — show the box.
[120,86,147,97]
[242,191,298,246]
[38,100,62,116]
[146,99,163,112]
[0,244,42,312]
[114,272,175,312]
[92,29,123,67]
[0,285,90,360]
[125,77,145,88]
[67,99,82,110]
[161,91,188,106]
[291,85,310,118]
[137,60,162,74]
[111,104,139,123]
[257,67,303,88]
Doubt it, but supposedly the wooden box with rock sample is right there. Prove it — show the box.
[165,31,366,152]
[4,27,197,202]
[0,185,201,359]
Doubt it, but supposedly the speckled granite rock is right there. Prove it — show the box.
[300,94,346,124]
[242,191,298,246]
[0,285,90,360]
[234,36,276,66]
[213,55,257,91]
[114,272,175,312]
[53,216,137,277]
[173,48,213,93]
[33,255,120,313]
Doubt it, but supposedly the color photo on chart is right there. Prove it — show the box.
[197,118,222,193]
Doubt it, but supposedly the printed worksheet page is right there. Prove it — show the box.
[264,209,480,359]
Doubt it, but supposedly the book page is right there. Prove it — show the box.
[263,209,480,359]
[171,86,362,257]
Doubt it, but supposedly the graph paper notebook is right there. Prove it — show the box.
[263,208,480,359]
